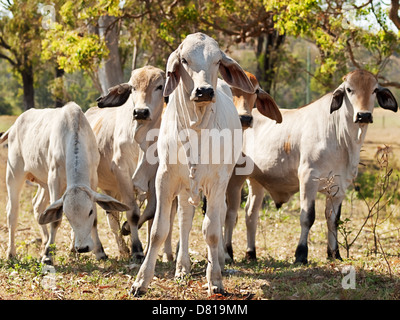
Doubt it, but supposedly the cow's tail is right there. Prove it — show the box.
[0,126,11,144]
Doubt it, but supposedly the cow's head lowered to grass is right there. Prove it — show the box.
[38,185,129,254]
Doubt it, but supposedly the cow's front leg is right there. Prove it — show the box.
[131,169,175,296]
[91,206,108,260]
[42,174,63,265]
[106,210,130,257]
[125,201,144,262]
[175,190,195,278]
[325,195,344,261]
[203,186,226,295]
[32,186,50,254]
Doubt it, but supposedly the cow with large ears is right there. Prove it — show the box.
[131,33,254,296]
[225,69,397,264]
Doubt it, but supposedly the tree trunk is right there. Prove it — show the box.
[21,66,35,110]
[55,66,65,108]
[255,31,285,94]
[98,15,124,95]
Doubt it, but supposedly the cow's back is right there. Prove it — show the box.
[8,102,98,186]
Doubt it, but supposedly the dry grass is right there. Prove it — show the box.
[0,110,400,301]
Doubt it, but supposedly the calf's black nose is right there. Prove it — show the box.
[133,108,150,120]
[239,115,253,128]
[355,112,373,124]
[195,87,214,102]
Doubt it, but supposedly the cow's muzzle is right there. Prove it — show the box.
[133,108,150,120]
[355,112,373,124]
[239,115,253,128]
[194,87,215,102]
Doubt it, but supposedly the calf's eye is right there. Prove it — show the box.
[346,88,352,93]
[89,209,93,217]
[156,85,163,91]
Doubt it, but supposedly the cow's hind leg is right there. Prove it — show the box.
[6,166,25,259]
[245,179,264,261]
[294,170,318,264]
[225,174,246,262]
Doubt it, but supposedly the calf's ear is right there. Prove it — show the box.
[164,49,181,97]
[38,199,63,225]
[377,86,398,112]
[330,84,345,113]
[219,52,254,94]
[96,83,132,108]
[94,192,131,212]
[255,89,282,123]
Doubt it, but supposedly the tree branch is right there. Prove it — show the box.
[378,81,400,89]
[389,0,400,30]
[0,51,16,66]
[345,38,362,69]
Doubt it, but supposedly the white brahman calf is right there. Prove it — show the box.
[225,69,398,264]
[86,66,165,260]
[131,33,255,296]
[1,102,129,264]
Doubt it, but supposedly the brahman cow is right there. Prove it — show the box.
[131,32,255,296]
[225,69,398,264]
[1,102,129,264]
[87,66,165,261]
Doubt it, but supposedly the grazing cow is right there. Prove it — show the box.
[86,66,165,260]
[225,69,398,264]
[2,102,129,264]
[131,33,255,296]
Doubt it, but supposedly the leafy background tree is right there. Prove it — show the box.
[0,0,399,114]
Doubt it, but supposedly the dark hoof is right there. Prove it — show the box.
[226,244,234,262]
[131,285,146,297]
[294,244,308,265]
[327,247,342,260]
[294,258,308,265]
[245,250,257,261]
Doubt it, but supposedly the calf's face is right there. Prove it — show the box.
[231,71,282,128]
[96,66,166,123]
[38,186,129,253]
[330,69,398,124]
[163,33,255,107]
[129,67,166,122]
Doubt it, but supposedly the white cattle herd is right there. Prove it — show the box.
[0,33,398,296]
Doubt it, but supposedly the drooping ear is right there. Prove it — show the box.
[219,52,254,94]
[377,86,398,112]
[38,198,63,225]
[255,88,282,123]
[330,83,345,113]
[94,192,131,212]
[163,49,181,97]
[96,83,132,108]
